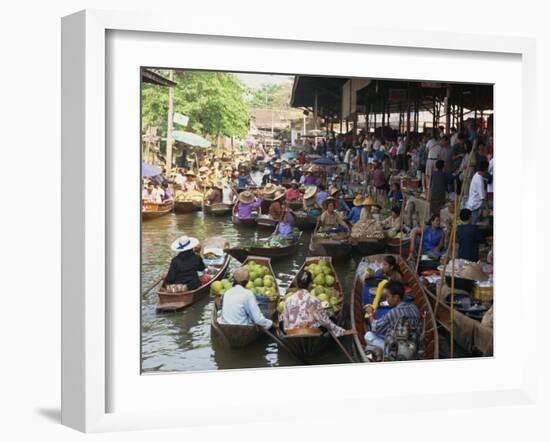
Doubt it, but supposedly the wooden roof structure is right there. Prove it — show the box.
[141,68,177,87]
[290,76,347,117]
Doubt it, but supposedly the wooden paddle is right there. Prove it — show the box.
[259,326,311,365]
[142,274,165,296]
[327,329,356,363]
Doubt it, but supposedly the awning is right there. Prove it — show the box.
[142,162,163,177]
[172,131,211,148]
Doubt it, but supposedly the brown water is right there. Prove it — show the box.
[141,211,360,373]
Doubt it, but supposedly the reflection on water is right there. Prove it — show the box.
[141,211,358,373]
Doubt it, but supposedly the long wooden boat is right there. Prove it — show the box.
[256,215,278,229]
[291,210,317,230]
[204,201,234,216]
[385,236,411,258]
[309,223,352,259]
[232,203,258,227]
[210,256,279,348]
[174,199,202,214]
[423,284,493,357]
[275,256,345,359]
[142,200,174,221]
[350,254,439,362]
[224,233,302,263]
[350,237,386,258]
[156,248,230,312]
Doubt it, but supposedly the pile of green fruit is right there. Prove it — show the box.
[304,260,340,313]
[243,261,279,301]
[210,278,233,296]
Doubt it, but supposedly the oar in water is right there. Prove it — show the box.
[259,326,310,365]
[142,275,165,296]
[327,329,356,363]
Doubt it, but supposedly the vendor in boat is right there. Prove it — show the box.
[382,206,410,238]
[142,181,161,203]
[237,190,262,219]
[261,183,278,200]
[315,184,329,207]
[303,169,318,186]
[408,214,446,260]
[347,195,365,225]
[364,280,420,352]
[319,197,349,233]
[218,267,273,329]
[221,181,235,205]
[272,205,295,240]
[205,181,223,204]
[374,256,402,281]
[285,180,303,202]
[351,196,385,241]
[388,182,403,208]
[329,187,351,216]
[268,188,286,221]
[183,170,199,192]
[456,208,484,262]
[165,235,205,291]
[161,182,173,201]
[237,168,250,189]
[281,271,355,336]
[303,186,321,216]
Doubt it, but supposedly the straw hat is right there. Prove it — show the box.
[185,170,196,177]
[224,166,233,171]
[330,187,341,197]
[322,197,337,210]
[353,195,365,206]
[239,190,256,204]
[461,263,489,282]
[304,186,317,200]
[362,196,378,207]
[198,166,209,173]
[272,188,286,201]
[170,235,200,253]
[262,183,278,196]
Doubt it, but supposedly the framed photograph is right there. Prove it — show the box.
[62,9,537,433]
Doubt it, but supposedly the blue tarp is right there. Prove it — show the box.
[142,162,162,177]
[311,157,338,166]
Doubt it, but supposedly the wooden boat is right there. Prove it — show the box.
[275,256,345,359]
[224,233,302,263]
[210,256,279,348]
[174,199,202,214]
[423,283,493,357]
[142,200,174,221]
[156,248,230,312]
[385,235,411,258]
[350,254,439,362]
[350,237,386,258]
[291,210,317,230]
[204,201,234,216]
[256,215,278,229]
[309,223,352,259]
[232,203,258,227]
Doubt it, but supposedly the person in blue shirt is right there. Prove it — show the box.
[456,208,484,262]
[388,182,403,208]
[374,147,385,163]
[408,214,446,260]
[315,184,329,207]
[238,170,249,189]
[348,195,365,224]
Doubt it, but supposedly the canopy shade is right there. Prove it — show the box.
[172,131,212,148]
[142,162,163,177]
[311,157,338,166]
[282,152,298,159]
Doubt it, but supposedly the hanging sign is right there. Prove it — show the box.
[174,112,189,126]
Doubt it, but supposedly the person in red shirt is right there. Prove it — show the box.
[285,181,303,202]
[372,161,388,201]
[297,150,306,165]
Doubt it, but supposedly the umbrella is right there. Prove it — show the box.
[172,130,211,148]
[282,152,298,159]
[312,157,338,166]
[142,162,162,177]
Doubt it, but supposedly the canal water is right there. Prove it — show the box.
[141,210,360,373]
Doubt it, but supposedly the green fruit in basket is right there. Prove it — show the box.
[325,275,335,286]
[256,287,265,296]
[211,281,223,294]
[318,293,328,302]
[264,279,273,288]
[314,287,324,296]
[277,301,285,313]
[246,281,255,291]
[329,296,339,306]
[313,274,325,285]
[321,266,332,276]
[249,271,259,281]
[254,278,264,287]
[221,279,232,289]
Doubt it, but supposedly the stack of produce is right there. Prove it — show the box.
[210,278,233,296]
[351,218,384,240]
[242,260,279,301]
[175,190,203,202]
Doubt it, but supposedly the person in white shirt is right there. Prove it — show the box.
[142,182,160,202]
[373,136,381,151]
[221,184,235,204]
[466,159,489,224]
[425,135,441,183]
[174,169,186,188]
[218,267,273,329]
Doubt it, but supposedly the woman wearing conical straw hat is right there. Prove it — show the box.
[165,235,205,290]
[236,190,262,220]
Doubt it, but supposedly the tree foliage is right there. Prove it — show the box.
[141,70,251,141]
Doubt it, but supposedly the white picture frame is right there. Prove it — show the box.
[61,9,537,433]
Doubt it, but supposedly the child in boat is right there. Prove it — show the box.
[374,256,402,281]
[281,271,355,336]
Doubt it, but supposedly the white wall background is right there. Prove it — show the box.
[0,1,548,440]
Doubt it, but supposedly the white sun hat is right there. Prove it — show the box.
[170,235,200,253]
